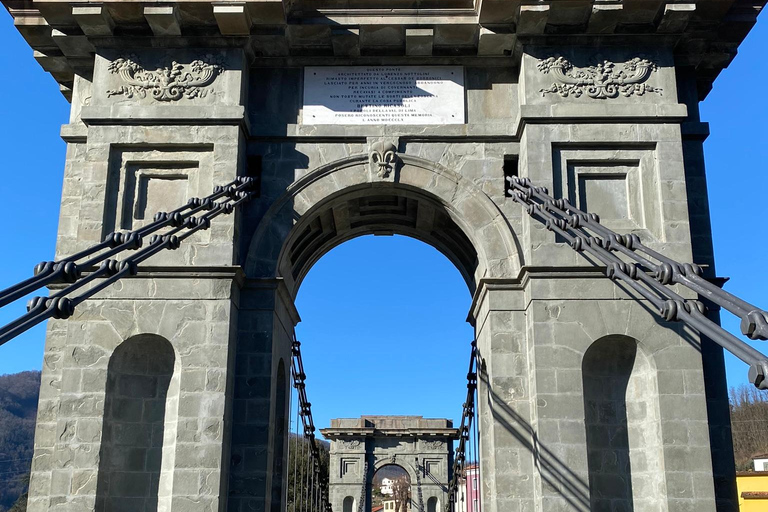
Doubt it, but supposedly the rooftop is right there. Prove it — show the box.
[3,0,765,100]
[320,415,459,439]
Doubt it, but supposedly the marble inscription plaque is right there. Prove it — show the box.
[303,66,465,125]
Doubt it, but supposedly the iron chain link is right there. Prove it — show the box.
[507,175,768,389]
[0,176,258,346]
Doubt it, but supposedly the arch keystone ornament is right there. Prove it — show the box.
[537,56,662,99]
[369,141,399,179]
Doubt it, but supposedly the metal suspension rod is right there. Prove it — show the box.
[291,339,333,512]
[507,175,768,390]
[445,340,478,512]
[473,384,482,512]
[293,392,300,512]
[309,453,314,512]
[522,179,768,341]
[0,177,258,347]
[302,432,309,512]
[287,362,295,512]
[0,178,245,309]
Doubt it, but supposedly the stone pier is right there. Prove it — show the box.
[3,1,765,511]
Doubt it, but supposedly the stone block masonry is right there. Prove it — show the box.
[321,416,458,512]
[3,1,765,511]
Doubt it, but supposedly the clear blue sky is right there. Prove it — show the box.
[0,10,766,431]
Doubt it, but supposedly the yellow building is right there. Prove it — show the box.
[736,472,768,511]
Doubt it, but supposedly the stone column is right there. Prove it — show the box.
[228,280,297,512]
[471,284,533,512]
[27,48,249,512]
[498,45,721,511]
[328,438,368,512]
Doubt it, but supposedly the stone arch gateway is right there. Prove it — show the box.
[246,153,522,295]
[322,416,458,512]
[4,1,764,512]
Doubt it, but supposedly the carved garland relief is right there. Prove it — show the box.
[537,56,662,99]
[107,57,223,101]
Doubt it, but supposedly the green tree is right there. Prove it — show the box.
[0,371,40,512]
[7,476,28,512]
[730,384,768,471]
[287,435,330,512]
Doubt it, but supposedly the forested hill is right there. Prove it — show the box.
[0,371,41,512]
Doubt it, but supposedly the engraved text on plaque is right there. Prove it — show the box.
[303,66,465,125]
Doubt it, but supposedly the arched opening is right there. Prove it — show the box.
[372,464,411,512]
[295,235,473,421]
[582,336,666,512]
[283,187,480,295]
[96,334,176,512]
[245,154,523,298]
[427,496,438,512]
[271,359,289,512]
[241,155,519,512]
[294,235,471,512]
[343,496,355,512]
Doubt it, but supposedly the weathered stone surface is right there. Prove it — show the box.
[321,416,457,512]
[6,1,761,510]
[144,5,182,37]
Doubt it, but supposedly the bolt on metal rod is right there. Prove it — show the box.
[0,177,258,347]
[507,175,768,390]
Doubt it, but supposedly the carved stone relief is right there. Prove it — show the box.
[422,440,443,450]
[107,57,223,101]
[369,141,398,179]
[537,56,662,99]
[339,439,362,450]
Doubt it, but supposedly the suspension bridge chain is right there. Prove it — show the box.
[356,461,368,512]
[446,340,480,512]
[290,339,333,512]
[414,456,425,512]
[0,176,258,347]
[507,175,768,390]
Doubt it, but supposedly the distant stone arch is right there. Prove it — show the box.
[372,464,412,512]
[95,334,177,512]
[342,496,355,512]
[427,496,439,512]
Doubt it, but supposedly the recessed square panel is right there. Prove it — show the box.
[123,167,192,231]
[554,147,660,240]
[104,147,213,239]
[578,174,629,223]
[569,162,642,232]
[425,459,441,477]
[341,458,358,478]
